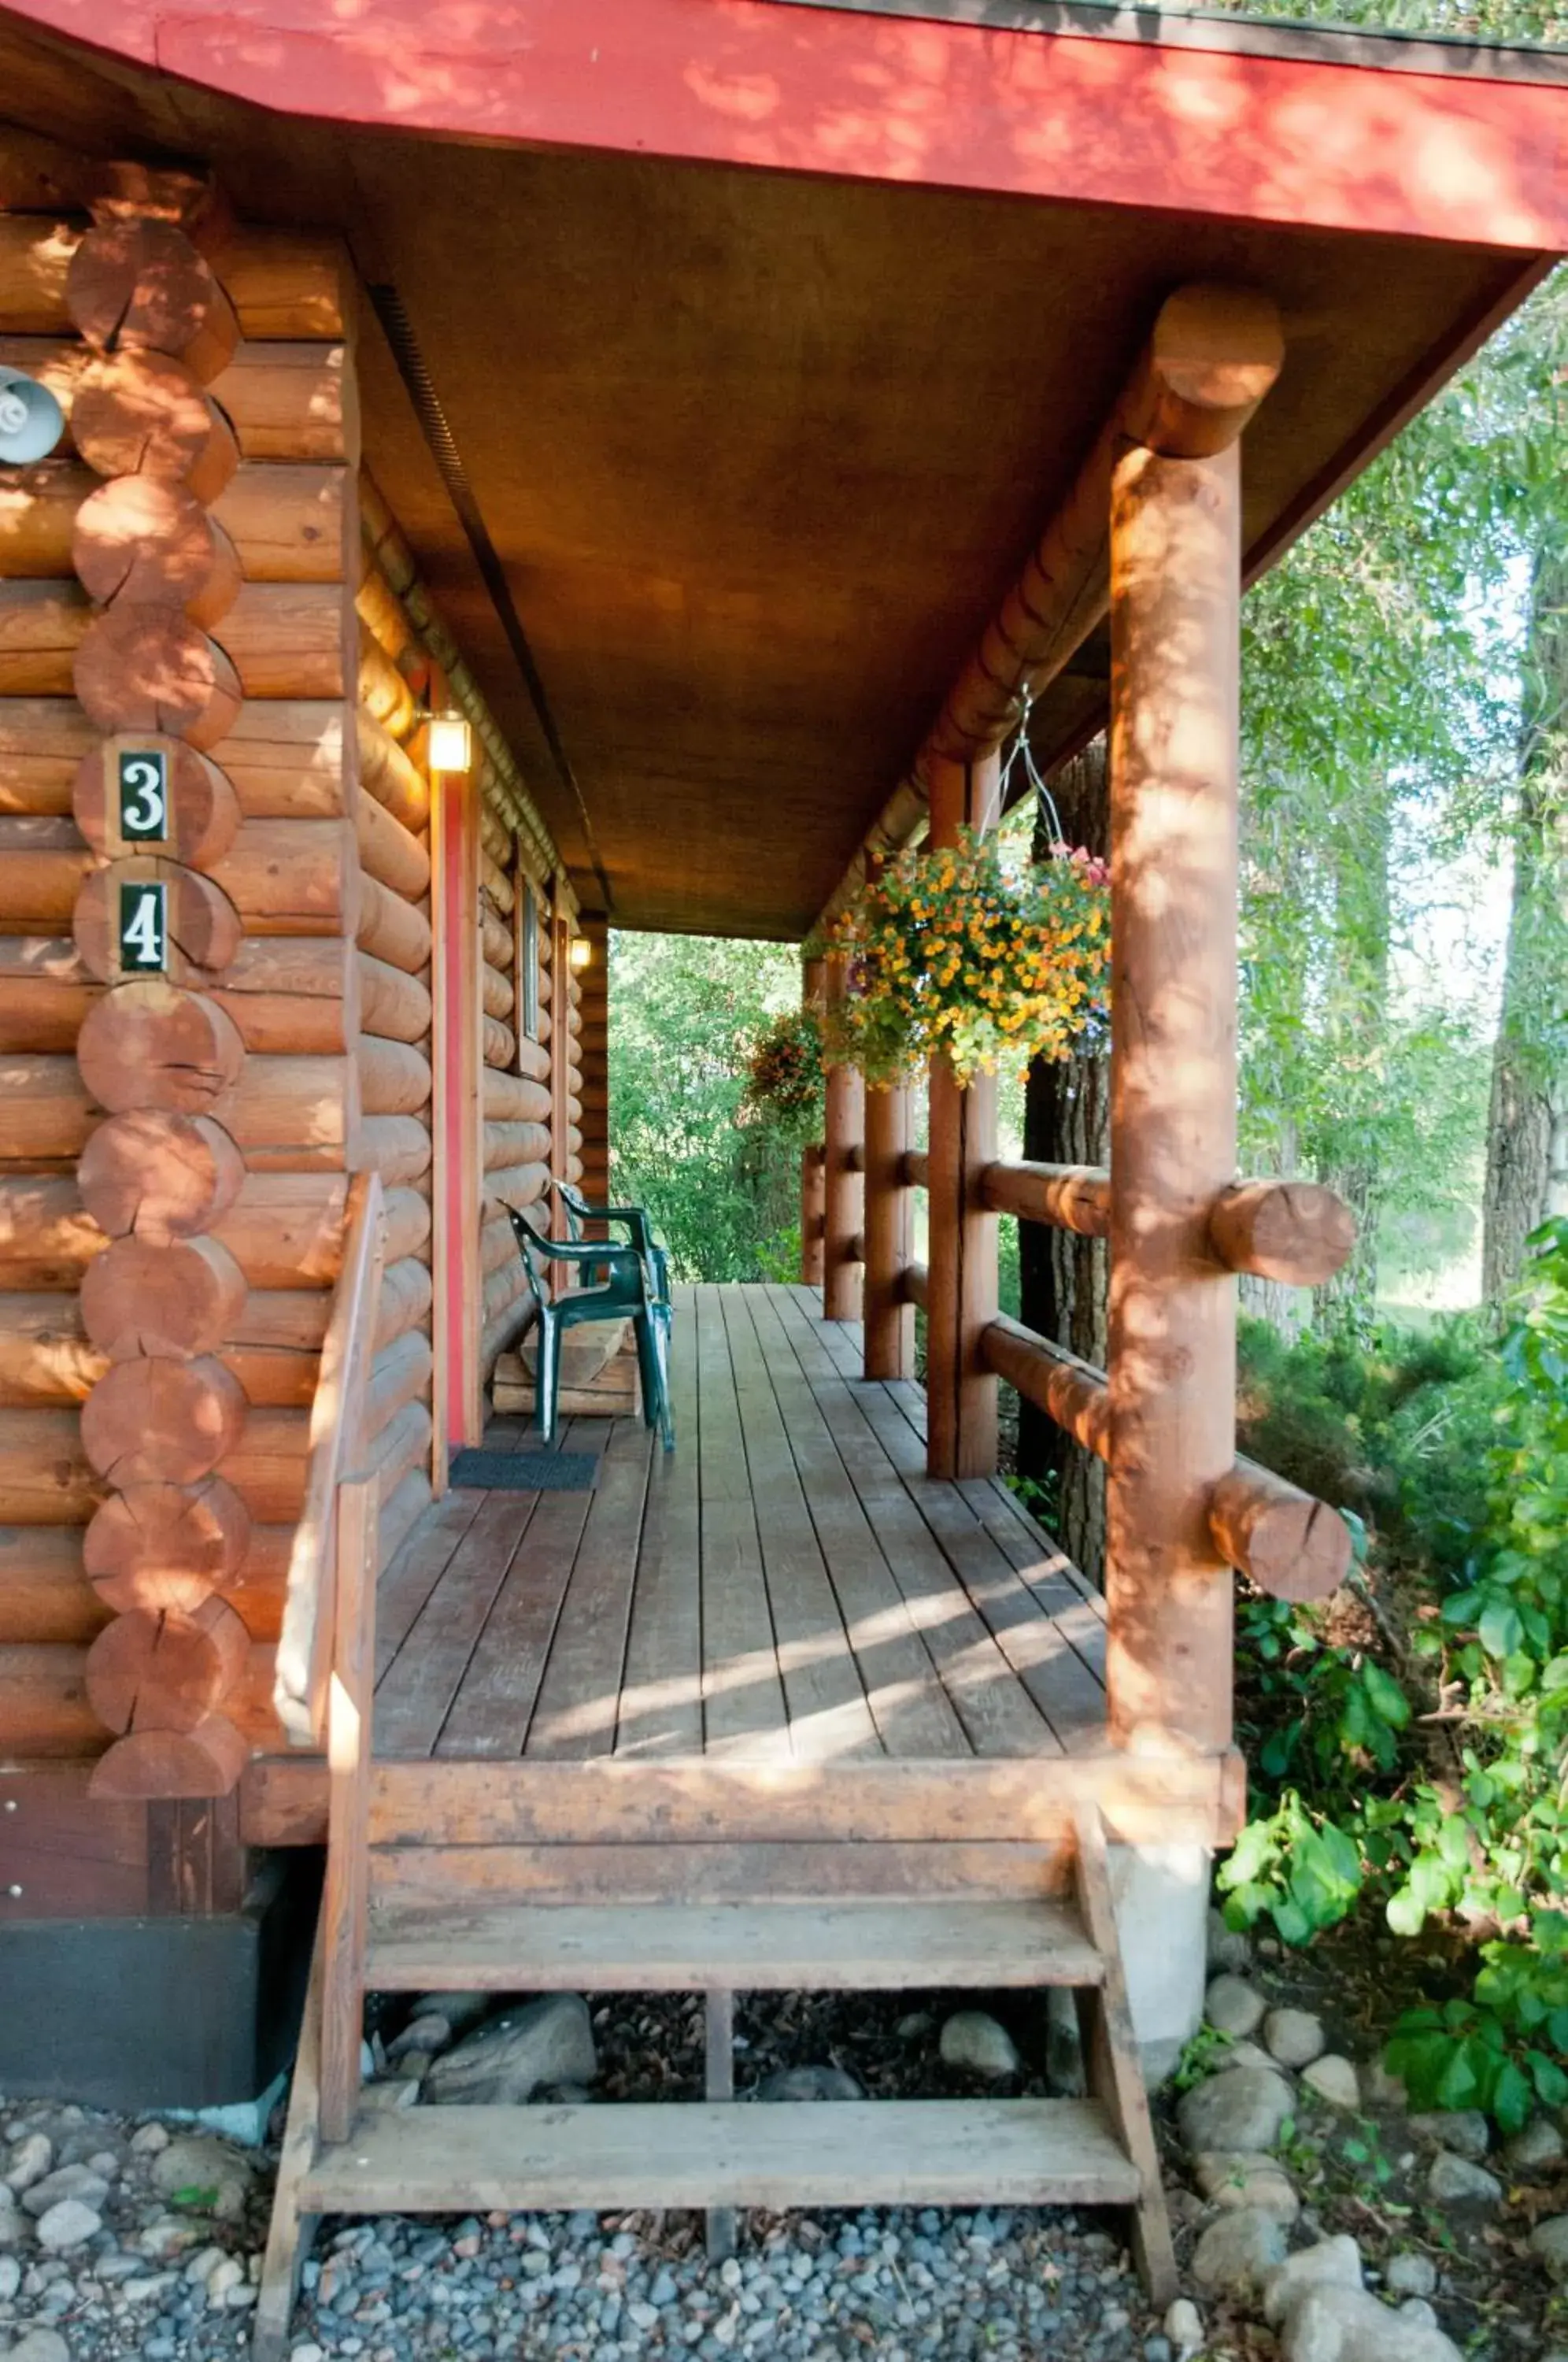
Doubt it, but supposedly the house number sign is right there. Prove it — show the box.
[119,879,167,973]
[118,749,168,843]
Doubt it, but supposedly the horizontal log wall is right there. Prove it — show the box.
[0,189,374,1796]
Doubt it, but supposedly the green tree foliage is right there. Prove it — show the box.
[607,931,808,1282]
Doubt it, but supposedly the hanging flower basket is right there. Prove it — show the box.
[742,1005,826,1126]
[816,824,1110,1087]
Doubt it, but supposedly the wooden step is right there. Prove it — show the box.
[301,2097,1140,2214]
[365,1897,1103,1992]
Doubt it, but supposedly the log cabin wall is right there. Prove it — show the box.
[0,174,363,1880]
[576,911,609,1210]
[0,172,566,1877]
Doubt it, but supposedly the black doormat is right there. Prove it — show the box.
[448,1449,600,1491]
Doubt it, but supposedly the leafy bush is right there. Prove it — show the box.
[1225,1222,1568,2125]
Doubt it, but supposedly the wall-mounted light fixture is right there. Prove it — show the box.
[425,711,472,774]
[569,935,594,972]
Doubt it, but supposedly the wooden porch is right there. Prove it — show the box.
[373,1283,1106,1768]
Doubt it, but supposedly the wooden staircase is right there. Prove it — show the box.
[253,1771,1175,2358]
[252,1203,1176,2358]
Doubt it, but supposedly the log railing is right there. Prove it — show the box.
[981,1315,1349,1602]
[272,1168,387,1749]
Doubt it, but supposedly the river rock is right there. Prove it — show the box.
[1265,2008,1326,2068]
[1189,2205,1288,2296]
[6,2332,72,2362]
[1529,2216,1568,2281]
[1262,2233,1363,2325]
[1207,1908,1251,1976]
[1302,2054,1360,2110]
[1178,2064,1295,2156]
[416,1990,491,2035]
[423,1994,597,2105]
[1385,2252,1437,2298]
[939,2011,1021,2078]
[1191,2149,1300,2220]
[1504,2116,1563,2172]
[388,2013,452,2061]
[1408,2109,1488,2160]
[150,2133,256,2222]
[1278,2282,1463,2362]
[1165,2297,1205,2358]
[5,2132,51,2193]
[756,2065,864,2102]
[22,2161,110,2216]
[1426,2149,1502,2206]
[0,2194,28,2249]
[35,2196,101,2250]
[1205,1975,1266,2039]
[1362,2057,1408,2108]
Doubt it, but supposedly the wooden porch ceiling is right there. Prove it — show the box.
[0,2,1562,935]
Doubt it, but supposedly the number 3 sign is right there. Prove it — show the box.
[118,749,168,843]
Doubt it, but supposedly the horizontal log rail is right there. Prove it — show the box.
[980,1315,1351,1603]
[978,1161,1352,1287]
[901,1151,928,1189]
[272,1168,386,1747]
[900,1261,929,1311]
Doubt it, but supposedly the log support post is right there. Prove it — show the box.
[576,913,610,1212]
[801,955,826,1287]
[925,750,1000,1479]
[1104,439,1241,1753]
[432,735,483,1451]
[862,1082,913,1379]
[822,953,864,1324]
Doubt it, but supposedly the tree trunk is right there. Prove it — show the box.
[1314,790,1389,1328]
[1018,740,1109,1584]
[1482,542,1568,1302]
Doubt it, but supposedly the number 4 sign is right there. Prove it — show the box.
[119,880,167,973]
[118,749,168,843]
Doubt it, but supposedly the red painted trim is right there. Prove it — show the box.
[6,0,1568,251]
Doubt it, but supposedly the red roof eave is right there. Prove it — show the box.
[6,0,1568,251]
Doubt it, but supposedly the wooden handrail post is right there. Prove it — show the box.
[823,953,864,1322]
[317,1469,379,2144]
[863,1080,913,1378]
[1104,438,1241,1753]
[926,750,1000,1478]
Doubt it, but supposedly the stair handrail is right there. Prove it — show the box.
[273,1169,388,1749]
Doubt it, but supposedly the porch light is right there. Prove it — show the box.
[569,935,594,972]
[426,711,472,773]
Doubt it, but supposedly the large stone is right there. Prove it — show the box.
[150,2134,257,2223]
[1178,2065,1295,2157]
[423,1995,597,2106]
[755,2065,864,2102]
[1279,2283,1463,2362]
[1504,2116,1563,2173]
[1189,2205,1288,2297]
[1301,2054,1360,2111]
[1265,2008,1327,2069]
[0,2195,28,2249]
[1262,2233,1364,2326]
[1426,2149,1502,2207]
[22,2162,110,2216]
[1205,1975,1266,2039]
[5,2333,72,2362]
[1529,2216,1568,2282]
[1385,2253,1437,2298]
[1191,2149,1300,2221]
[1362,2057,1408,2109]
[415,1990,491,2035]
[5,2133,51,2193]
[938,2011,1021,2079]
[1207,1909,1251,1977]
[35,2196,101,2251]
[1408,2109,1488,2160]
[1165,2297,1205,2359]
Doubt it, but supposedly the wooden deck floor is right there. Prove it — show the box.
[373,1284,1107,1764]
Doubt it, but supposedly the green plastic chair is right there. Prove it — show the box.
[508,1209,673,1452]
[553,1179,671,1302]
